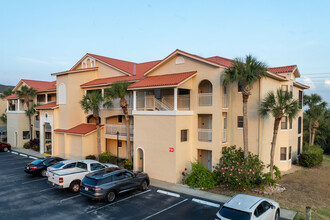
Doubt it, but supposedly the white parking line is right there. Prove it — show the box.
[156,189,180,198]
[39,187,55,193]
[20,154,28,157]
[142,199,188,220]
[11,152,19,155]
[86,189,151,214]
[192,198,220,208]
[29,156,38,160]
[59,194,82,203]
[22,178,46,185]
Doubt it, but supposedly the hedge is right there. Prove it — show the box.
[299,145,323,167]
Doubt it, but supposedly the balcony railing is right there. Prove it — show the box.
[35,120,40,129]
[222,129,227,143]
[223,95,228,108]
[8,100,30,112]
[101,97,132,110]
[198,93,212,106]
[198,128,212,142]
[106,124,134,137]
[137,95,190,111]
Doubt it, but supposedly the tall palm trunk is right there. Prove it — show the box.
[270,117,281,179]
[120,97,132,162]
[309,121,312,146]
[311,120,319,146]
[242,86,250,158]
[96,115,101,156]
[28,115,33,148]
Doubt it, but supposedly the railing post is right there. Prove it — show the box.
[6,100,9,112]
[45,94,48,104]
[174,88,178,111]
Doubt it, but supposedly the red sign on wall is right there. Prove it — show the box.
[169,148,174,152]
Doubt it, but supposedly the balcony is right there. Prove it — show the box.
[102,97,132,110]
[222,129,227,143]
[35,120,40,129]
[198,114,212,142]
[198,93,212,106]
[7,100,28,112]
[198,129,212,142]
[106,124,134,138]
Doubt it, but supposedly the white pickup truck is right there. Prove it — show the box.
[48,160,117,192]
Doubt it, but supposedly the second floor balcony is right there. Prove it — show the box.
[105,124,134,138]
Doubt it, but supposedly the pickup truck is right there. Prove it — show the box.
[47,160,117,192]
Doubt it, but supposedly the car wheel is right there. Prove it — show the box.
[3,147,8,152]
[140,180,148,191]
[41,169,47,177]
[275,209,280,220]
[69,181,80,193]
[105,190,116,203]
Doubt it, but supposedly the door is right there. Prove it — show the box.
[199,150,212,171]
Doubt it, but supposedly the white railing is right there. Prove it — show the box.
[35,120,40,129]
[106,124,134,137]
[198,128,212,142]
[137,94,190,111]
[101,97,132,110]
[222,129,227,143]
[178,95,190,110]
[198,93,212,106]
[223,95,228,108]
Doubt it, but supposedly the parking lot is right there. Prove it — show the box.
[0,152,221,220]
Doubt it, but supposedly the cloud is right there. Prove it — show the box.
[325,79,330,89]
[302,77,315,90]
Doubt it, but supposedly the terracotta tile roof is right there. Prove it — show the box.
[128,71,197,89]
[22,79,53,90]
[37,81,56,92]
[267,65,297,74]
[207,56,234,67]
[294,81,310,89]
[4,94,18,99]
[35,102,58,110]
[54,123,104,135]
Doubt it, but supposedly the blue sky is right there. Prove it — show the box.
[0,0,329,103]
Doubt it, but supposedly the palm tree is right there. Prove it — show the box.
[260,89,299,179]
[16,86,37,142]
[0,88,14,99]
[80,91,104,156]
[224,55,268,157]
[304,94,327,145]
[104,81,132,161]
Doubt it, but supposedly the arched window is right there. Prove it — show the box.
[175,56,185,64]
[58,83,66,105]
[198,80,213,106]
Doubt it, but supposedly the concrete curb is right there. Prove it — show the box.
[9,149,44,160]
[150,178,297,220]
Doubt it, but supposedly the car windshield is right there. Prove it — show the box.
[219,207,250,220]
[51,162,65,169]
[83,177,100,186]
[31,159,45,165]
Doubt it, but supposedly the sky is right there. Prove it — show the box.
[0,0,329,103]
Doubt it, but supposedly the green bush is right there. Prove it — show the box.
[185,161,217,189]
[213,146,265,190]
[124,160,133,170]
[85,155,97,160]
[99,152,117,164]
[262,165,281,187]
[299,145,323,167]
[23,141,31,149]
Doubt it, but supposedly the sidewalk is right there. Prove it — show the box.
[150,178,297,220]
[11,147,46,159]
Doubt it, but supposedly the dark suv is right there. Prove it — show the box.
[80,167,149,203]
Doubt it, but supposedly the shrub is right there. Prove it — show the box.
[185,161,217,189]
[262,165,281,186]
[213,146,265,190]
[124,160,133,170]
[299,145,323,167]
[99,152,117,164]
[23,141,31,149]
[86,155,97,160]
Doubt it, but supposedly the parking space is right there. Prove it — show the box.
[0,152,221,220]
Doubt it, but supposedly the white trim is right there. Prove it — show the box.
[129,85,177,90]
[132,110,193,116]
[192,198,220,208]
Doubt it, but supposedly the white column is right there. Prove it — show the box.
[174,88,178,111]
[6,100,9,111]
[45,94,48,104]
[133,91,136,111]
[17,99,20,111]
[101,89,104,97]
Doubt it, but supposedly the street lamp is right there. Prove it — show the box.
[116,131,119,165]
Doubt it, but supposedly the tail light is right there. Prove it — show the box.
[59,178,63,183]
[30,166,37,170]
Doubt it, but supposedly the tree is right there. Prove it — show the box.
[303,94,327,145]
[25,105,37,146]
[104,81,132,161]
[80,91,104,156]
[260,89,299,179]
[0,113,6,123]
[0,88,14,99]
[224,55,268,157]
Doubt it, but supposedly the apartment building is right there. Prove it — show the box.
[5,50,308,183]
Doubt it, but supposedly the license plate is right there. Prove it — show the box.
[85,187,88,191]
[52,183,55,186]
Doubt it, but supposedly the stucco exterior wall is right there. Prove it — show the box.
[7,112,30,147]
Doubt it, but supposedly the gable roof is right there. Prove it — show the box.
[15,79,53,91]
[37,81,56,92]
[267,65,297,74]
[54,123,104,136]
[128,71,197,90]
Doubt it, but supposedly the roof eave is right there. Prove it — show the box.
[81,80,139,88]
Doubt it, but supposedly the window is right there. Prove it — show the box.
[63,163,77,169]
[77,162,87,170]
[280,147,287,161]
[237,116,243,128]
[281,117,287,129]
[90,163,106,171]
[118,141,122,148]
[254,201,271,217]
[290,85,293,96]
[123,171,134,178]
[289,118,293,129]
[298,137,301,155]
[289,146,292,160]
[118,115,122,123]
[181,129,188,142]
[175,56,185,64]
[113,172,125,181]
[298,117,302,134]
[299,91,303,109]
[23,131,30,140]
[238,80,244,92]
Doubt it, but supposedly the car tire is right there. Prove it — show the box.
[140,180,148,191]
[41,169,47,177]
[105,190,116,203]
[275,209,280,220]
[3,147,8,152]
[69,181,80,193]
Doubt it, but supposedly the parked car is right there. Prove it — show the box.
[0,142,11,152]
[215,194,280,220]
[47,160,118,192]
[47,160,79,174]
[25,157,64,177]
[80,168,149,203]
